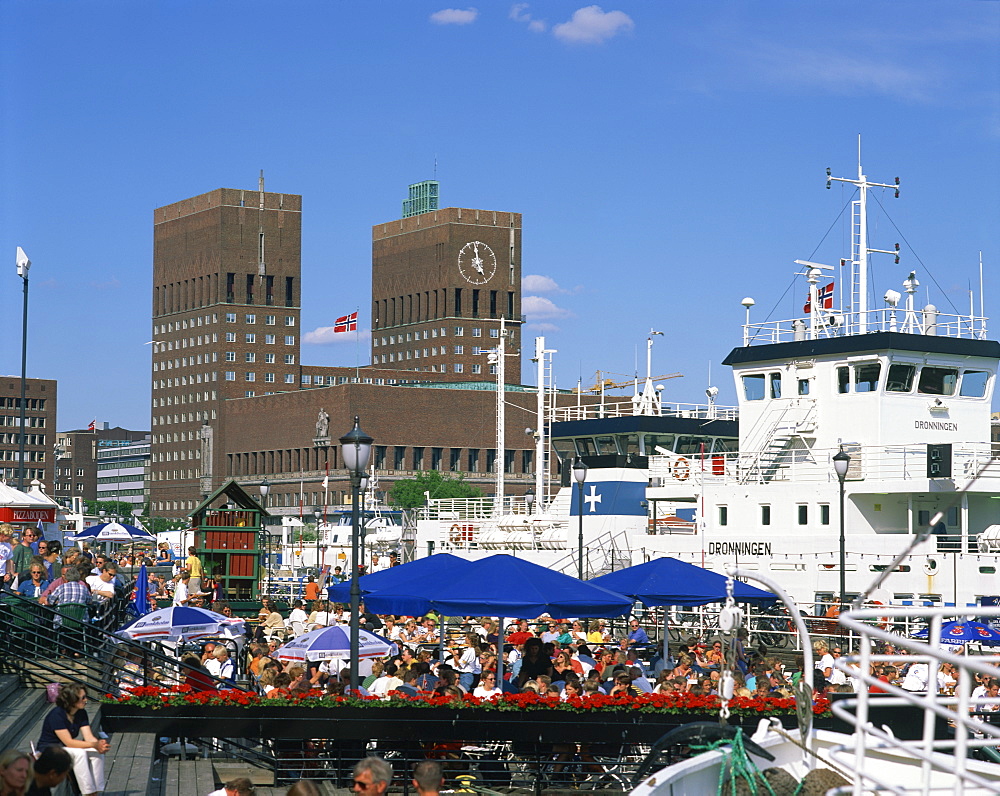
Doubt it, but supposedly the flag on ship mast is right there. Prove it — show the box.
[804,281,834,314]
[334,312,358,333]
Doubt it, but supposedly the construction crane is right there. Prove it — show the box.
[578,371,683,394]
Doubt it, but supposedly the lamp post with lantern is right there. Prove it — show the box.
[259,478,271,593]
[573,458,588,580]
[832,447,851,609]
[339,416,374,693]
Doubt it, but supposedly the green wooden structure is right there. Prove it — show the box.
[190,480,270,601]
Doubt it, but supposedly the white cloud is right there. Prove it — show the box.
[430,7,478,25]
[521,274,562,293]
[303,326,372,345]
[552,6,633,45]
[524,321,561,333]
[510,3,547,32]
[522,295,572,319]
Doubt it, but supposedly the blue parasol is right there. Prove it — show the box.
[912,619,1000,646]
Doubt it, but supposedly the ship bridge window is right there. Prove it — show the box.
[959,370,990,398]
[552,439,575,460]
[798,378,810,396]
[676,436,709,455]
[712,438,736,454]
[917,366,957,396]
[770,373,782,399]
[837,366,850,394]
[622,434,641,455]
[595,436,619,455]
[574,437,596,456]
[886,363,915,392]
[854,363,881,393]
[742,373,765,401]
[643,433,676,455]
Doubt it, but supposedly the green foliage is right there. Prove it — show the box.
[388,470,482,508]
[85,500,140,520]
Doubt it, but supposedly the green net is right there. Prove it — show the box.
[692,727,777,796]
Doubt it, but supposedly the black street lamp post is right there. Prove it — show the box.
[339,416,374,693]
[573,458,588,580]
[832,447,851,609]
[259,478,271,595]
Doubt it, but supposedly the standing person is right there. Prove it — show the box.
[450,633,482,691]
[352,757,392,795]
[24,746,73,796]
[303,575,320,602]
[37,540,60,581]
[173,571,192,606]
[37,685,109,796]
[12,528,37,575]
[411,761,443,796]
[0,524,15,584]
[185,547,203,595]
[0,750,30,796]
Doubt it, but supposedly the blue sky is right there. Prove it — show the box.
[2,1,998,431]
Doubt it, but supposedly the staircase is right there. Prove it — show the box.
[739,402,817,483]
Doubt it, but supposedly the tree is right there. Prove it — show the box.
[84,500,139,520]
[388,470,483,508]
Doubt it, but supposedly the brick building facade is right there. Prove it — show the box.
[0,377,56,490]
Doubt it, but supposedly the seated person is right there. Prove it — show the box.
[37,684,110,796]
[17,561,51,598]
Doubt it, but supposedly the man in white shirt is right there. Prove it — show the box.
[286,599,308,634]
[901,662,929,692]
[86,565,119,602]
[172,572,191,606]
[205,647,234,681]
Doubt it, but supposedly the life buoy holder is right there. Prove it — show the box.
[672,457,691,481]
[449,524,464,545]
[924,558,938,576]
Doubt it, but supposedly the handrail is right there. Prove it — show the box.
[0,587,245,695]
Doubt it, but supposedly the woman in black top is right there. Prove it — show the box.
[38,685,109,796]
[516,638,553,688]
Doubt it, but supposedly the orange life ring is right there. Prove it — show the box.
[672,457,691,481]
[450,524,465,544]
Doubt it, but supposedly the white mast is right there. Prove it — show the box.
[534,337,556,507]
[492,317,507,515]
[826,137,900,334]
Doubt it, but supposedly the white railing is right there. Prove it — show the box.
[550,401,738,423]
[743,308,988,346]
[648,443,999,487]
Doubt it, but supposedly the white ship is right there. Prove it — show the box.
[413,152,1000,614]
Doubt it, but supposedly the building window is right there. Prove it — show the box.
[226,313,236,323]
[245,352,256,362]
[285,336,295,345]
[454,363,464,373]
[797,505,808,525]
[454,345,464,354]
[412,447,424,470]
[454,326,464,336]
[490,328,499,338]
[761,505,771,526]
[284,374,295,383]
[820,504,831,525]
[394,447,406,469]
[472,364,481,374]
[225,332,236,343]
[246,314,256,324]
[265,315,276,325]
[245,391,255,397]
[225,352,236,362]
[264,373,275,383]
[285,316,295,326]
[489,364,498,375]
[265,334,275,344]
[472,328,482,337]
[245,333,256,343]
[225,371,236,381]
[472,346,482,355]
[245,372,255,382]
[302,375,312,384]
[467,449,479,472]
[265,353,275,363]
[284,354,295,364]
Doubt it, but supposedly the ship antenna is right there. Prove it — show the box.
[258,169,266,280]
[826,139,900,334]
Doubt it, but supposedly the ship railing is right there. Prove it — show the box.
[648,451,739,488]
[743,307,988,346]
[831,604,1000,792]
[550,401,738,423]
[700,442,998,485]
[419,495,532,521]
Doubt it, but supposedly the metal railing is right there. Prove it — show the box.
[551,401,738,422]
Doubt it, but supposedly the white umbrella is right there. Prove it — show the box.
[69,521,155,543]
[273,625,391,663]
[117,605,245,642]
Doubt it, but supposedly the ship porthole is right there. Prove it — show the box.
[924,559,938,576]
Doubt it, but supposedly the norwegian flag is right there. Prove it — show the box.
[333,312,358,333]
[804,281,834,314]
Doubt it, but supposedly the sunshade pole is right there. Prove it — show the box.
[663,609,669,668]
[497,615,505,688]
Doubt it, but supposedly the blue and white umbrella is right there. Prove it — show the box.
[69,521,155,543]
[117,605,245,642]
[274,625,392,663]
[913,620,1000,646]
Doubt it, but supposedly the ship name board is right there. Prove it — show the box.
[707,541,772,557]
[914,421,958,431]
